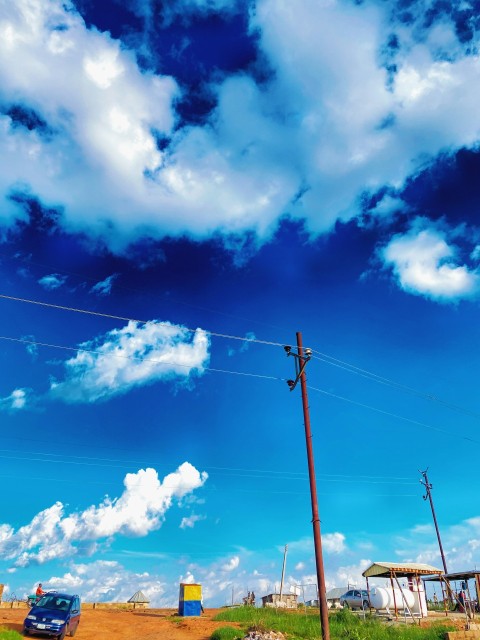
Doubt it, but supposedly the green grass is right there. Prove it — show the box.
[0,628,23,640]
[212,606,455,640]
[210,627,244,640]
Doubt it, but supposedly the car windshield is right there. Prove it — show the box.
[36,595,72,611]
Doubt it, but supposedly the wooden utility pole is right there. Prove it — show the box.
[420,469,448,574]
[285,332,330,640]
[279,544,288,600]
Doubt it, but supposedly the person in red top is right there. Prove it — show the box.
[35,583,45,599]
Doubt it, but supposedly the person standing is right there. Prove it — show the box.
[35,584,45,601]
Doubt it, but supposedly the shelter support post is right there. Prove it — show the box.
[390,573,398,619]
[392,571,419,625]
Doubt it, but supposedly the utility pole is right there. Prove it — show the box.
[285,332,330,640]
[420,469,448,575]
[279,544,288,600]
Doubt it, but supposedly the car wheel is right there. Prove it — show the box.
[363,601,369,610]
[70,623,77,637]
[58,627,67,640]
[343,601,349,608]
[23,631,29,637]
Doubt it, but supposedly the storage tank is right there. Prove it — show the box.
[369,587,415,611]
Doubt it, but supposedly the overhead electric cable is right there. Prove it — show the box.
[0,335,281,381]
[310,351,480,421]
[0,471,417,497]
[307,384,479,444]
[1,293,479,422]
[0,294,285,347]
[0,334,477,447]
[0,443,414,481]
[0,451,417,485]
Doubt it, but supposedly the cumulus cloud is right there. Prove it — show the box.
[393,514,480,572]
[49,319,210,403]
[38,273,67,290]
[221,556,240,572]
[382,221,480,301]
[0,463,208,567]
[1,0,480,253]
[0,387,29,412]
[180,514,206,529]
[127,0,240,26]
[322,532,347,555]
[46,560,171,606]
[89,273,118,296]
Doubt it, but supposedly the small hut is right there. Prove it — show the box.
[261,593,298,609]
[128,591,150,609]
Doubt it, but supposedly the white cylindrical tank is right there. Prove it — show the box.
[369,587,415,611]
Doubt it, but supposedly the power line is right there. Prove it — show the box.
[0,294,285,347]
[0,335,282,382]
[310,350,480,422]
[0,448,417,484]
[0,333,476,448]
[0,474,417,500]
[1,292,479,423]
[307,384,480,444]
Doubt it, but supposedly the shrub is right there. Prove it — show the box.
[210,626,243,640]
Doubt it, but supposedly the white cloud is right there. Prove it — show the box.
[46,560,171,607]
[2,0,480,253]
[38,273,67,290]
[221,556,240,572]
[89,273,118,296]
[382,222,480,301]
[0,387,29,412]
[0,463,208,568]
[180,514,206,529]
[326,559,372,591]
[49,319,210,403]
[322,532,347,555]
[128,0,240,26]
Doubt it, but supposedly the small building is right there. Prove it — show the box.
[327,587,348,609]
[127,591,150,609]
[261,593,298,609]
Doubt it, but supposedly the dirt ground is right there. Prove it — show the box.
[0,607,240,640]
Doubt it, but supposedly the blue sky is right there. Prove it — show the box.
[1,0,480,607]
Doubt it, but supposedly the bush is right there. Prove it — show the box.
[210,626,243,640]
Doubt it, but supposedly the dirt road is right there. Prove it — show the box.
[0,608,240,640]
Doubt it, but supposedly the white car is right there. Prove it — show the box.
[339,589,370,610]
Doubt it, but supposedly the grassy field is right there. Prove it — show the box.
[212,607,456,640]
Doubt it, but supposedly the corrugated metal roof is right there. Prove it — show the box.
[362,562,443,578]
[128,590,150,603]
[424,570,480,582]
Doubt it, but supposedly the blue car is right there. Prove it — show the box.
[23,592,81,639]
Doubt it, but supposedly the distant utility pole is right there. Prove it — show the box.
[420,469,448,575]
[285,332,330,640]
[279,544,288,600]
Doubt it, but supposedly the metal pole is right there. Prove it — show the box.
[420,470,448,574]
[296,332,330,640]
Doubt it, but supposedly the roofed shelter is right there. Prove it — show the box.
[362,562,443,620]
[128,591,150,609]
[424,570,480,619]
